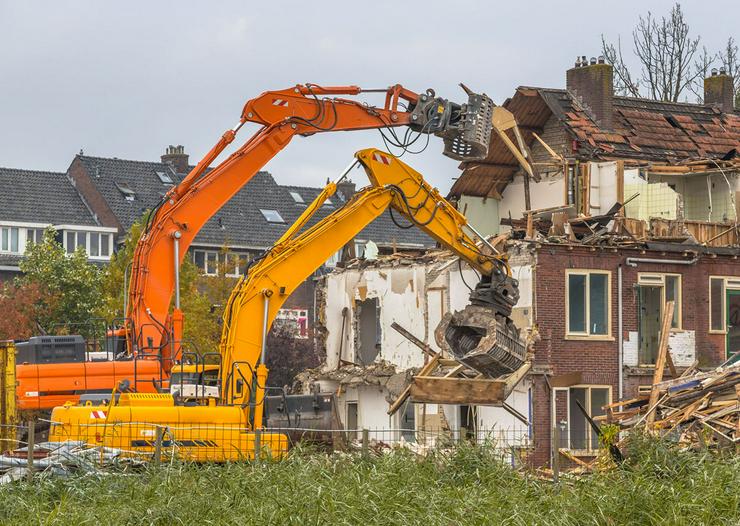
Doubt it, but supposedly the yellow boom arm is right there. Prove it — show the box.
[219,148,506,426]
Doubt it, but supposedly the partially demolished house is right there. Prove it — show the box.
[304,58,740,467]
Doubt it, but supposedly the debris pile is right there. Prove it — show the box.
[603,364,740,449]
[0,441,143,483]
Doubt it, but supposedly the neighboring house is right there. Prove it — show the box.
[0,167,117,280]
[304,59,740,467]
[65,146,435,336]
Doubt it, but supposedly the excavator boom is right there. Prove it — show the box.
[127,84,493,368]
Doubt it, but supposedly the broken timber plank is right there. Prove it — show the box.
[388,353,440,416]
[391,322,436,359]
[646,301,675,427]
[409,377,506,405]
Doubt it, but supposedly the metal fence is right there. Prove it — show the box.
[0,420,533,476]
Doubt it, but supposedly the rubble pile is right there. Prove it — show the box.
[603,364,740,449]
[0,441,144,483]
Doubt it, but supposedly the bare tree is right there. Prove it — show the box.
[718,37,740,106]
[602,3,703,102]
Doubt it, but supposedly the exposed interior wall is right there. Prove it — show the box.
[457,195,500,237]
[317,255,537,437]
[624,169,679,221]
[647,171,739,222]
[623,331,696,367]
[588,161,618,214]
[499,171,565,225]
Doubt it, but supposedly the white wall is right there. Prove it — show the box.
[457,195,500,237]
[499,171,565,225]
[623,330,696,367]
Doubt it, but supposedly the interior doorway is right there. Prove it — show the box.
[727,290,740,361]
[638,285,662,364]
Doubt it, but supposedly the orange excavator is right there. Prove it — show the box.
[17,83,493,415]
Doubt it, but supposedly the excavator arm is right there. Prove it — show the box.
[218,147,515,427]
[127,84,493,366]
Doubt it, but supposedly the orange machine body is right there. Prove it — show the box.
[16,359,162,411]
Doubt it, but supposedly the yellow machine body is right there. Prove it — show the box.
[49,393,288,461]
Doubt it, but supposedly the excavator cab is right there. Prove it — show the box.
[169,363,221,402]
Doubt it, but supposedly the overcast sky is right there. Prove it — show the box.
[1,1,737,193]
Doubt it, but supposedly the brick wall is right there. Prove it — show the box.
[66,157,121,231]
[529,243,740,466]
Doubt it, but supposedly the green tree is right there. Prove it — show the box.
[19,228,103,336]
[97,216,145,321]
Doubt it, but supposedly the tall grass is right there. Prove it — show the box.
[0,436,737,525]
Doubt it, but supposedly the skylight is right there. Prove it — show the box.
[260,209,285,223]
[289,191,305,204]
[156,170,173,184]
[116,182,136,201]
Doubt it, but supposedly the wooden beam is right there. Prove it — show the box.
[532,132,562,162]
[616,160,625,216]
[387,353,440,415]
[503,361,532,395]
[409,376,506,405]
[391,322,435,359]
[550,371,583,388]
[646,300,675,426]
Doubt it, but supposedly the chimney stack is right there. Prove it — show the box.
[161,145,189,174]
[566,55,614,130]
[704,69,735,113]
[336,179,356,201]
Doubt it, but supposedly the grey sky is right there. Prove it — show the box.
[1,1,737,193]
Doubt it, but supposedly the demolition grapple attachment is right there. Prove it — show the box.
[435,272,527,378]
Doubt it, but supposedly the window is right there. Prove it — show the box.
[555,385,611,452]
[259,209,284,223]
[66,232,75,254]
[323,198,334,208]
[206,252,218,276]
[225,252,248,277]
[192,250,219,276]
[275,309,309,339]
[709,277,740,332]
[26,228,45,247]
[76,231,87,251]
[100,234,110,257]
[568,386,609,451]
[90,232,99,257]
[116,182,136,201]
[289,191,304,204]
[0,227,19,253]
[156,170,173,184]
[62,231,112,259]
[566,270,611,337]
[637,273,682,330]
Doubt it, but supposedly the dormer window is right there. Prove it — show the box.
[116,182,136,201]
[156,170,174,184]
[260,209,284,223]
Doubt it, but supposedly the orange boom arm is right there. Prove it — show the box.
[127,84,492,367]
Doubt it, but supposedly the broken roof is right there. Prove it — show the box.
[452,87,740,198]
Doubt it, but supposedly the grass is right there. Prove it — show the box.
[0,435,737,525]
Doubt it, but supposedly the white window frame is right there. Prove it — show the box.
[553,384,612,454]
[0,226,20,254]
[61,230,114,261]
[565,269,613,340]
[637,273,683,330]
[224,252,248,278]
[193,249,220,276]
[709,276,740,334]
[259,209,284,223]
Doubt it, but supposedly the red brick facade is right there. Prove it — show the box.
[528,243,740,466]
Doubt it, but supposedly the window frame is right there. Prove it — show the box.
[553,384,612,454]
[637,273,683,331]
[192,249,220,276]
[259,209,285,223]
[565,269,613,340]
[709,276,740,334]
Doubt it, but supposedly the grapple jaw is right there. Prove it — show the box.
[435,273,526,378]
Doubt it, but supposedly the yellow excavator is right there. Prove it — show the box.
[49,148,524,461]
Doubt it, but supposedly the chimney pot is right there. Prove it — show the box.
[711,68,718,76]
[161,144,190,173]
[589,57,597,65]
[598,55,605,64]
[719,66,727,75]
